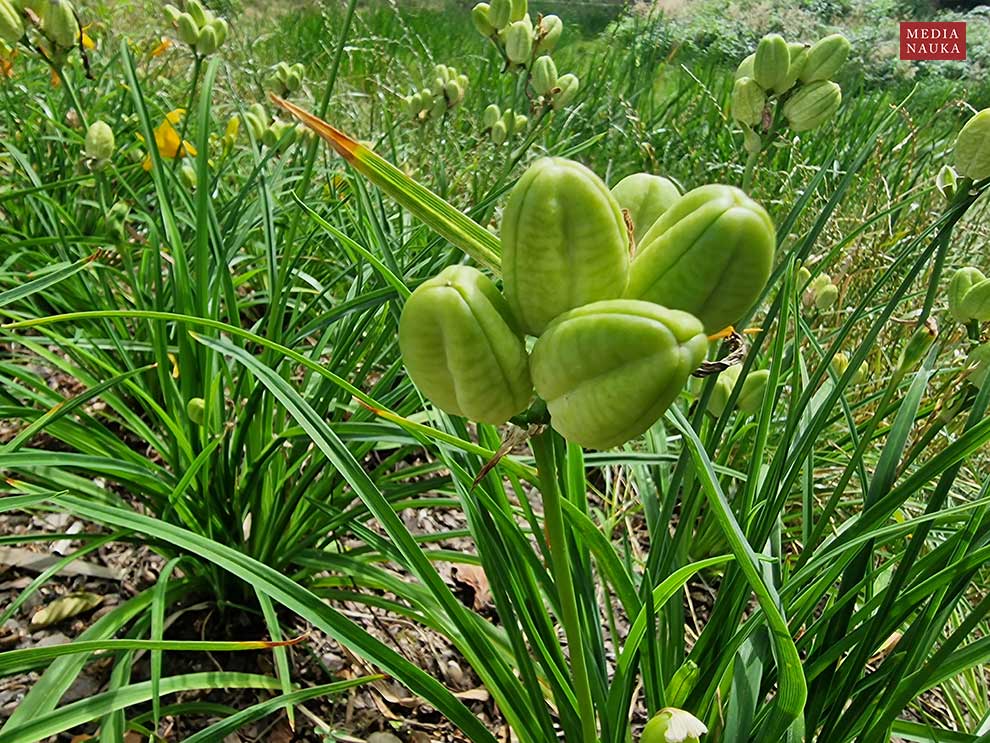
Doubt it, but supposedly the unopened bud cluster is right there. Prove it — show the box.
[403,64,468,123]
[731,32,849,148]
[165,0,228,56]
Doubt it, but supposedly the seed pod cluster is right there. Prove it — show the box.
[804,272,839,311]
[399,158,775,449]
[0,0,24,44]
[470,2,577,112]
[403,64,469,124]
[481,103,527,145]
[731,32,849,138]
[269,61,305,98]
[164,0,227,56]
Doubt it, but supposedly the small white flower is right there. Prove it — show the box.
[641,707,708,743]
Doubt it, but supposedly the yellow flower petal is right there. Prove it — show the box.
[151,37,172,57]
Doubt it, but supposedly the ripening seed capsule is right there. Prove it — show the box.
[482,103,501,128]
[799,33,851,83]
[398,265,532,424]
[753,33,790,93]
[509,0,527,22]
[513,112,528,131]
[177,12,199,46]
[471,3,495,36]
[180,162,197,189]
[195,24,219,55]
[531,55,557,96]
[43,0,79,49]
[488,0,511,29]
[949,266,988,323]
[777,42,808,93]
[505,19,532,64]
[731,77,765,127]
[610,172,681,245]
[501,157,629,336]
[186,397,206,425]
[491,119,507,144]
[85,120,115,161]
[535,14,562,54]
[815,282,838,310]
[782,79,841,132]
[737,368,770,414]
[552,73,579,109]
[954,108,990,181]
[186,0,207,28]
[896,324,937,374]
[0,0,25,44]
[626,184,776,333]
[211,17,228,46]
[530,300,708,449]
[163,3,182,23]
[735,53,755,80]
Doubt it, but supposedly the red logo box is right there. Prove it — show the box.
[900,22,966,60]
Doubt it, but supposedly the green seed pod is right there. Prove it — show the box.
[502,157,629,336]
[471,2,494,36]
[610,172,681,245]
[430,94,447,119]
[799,33,851,83]
[949,267,987,323]
[244,112,265,140]
[936,164,958,202]
[84,120,115,161]
[735,53,755,80]
[195,23,218,55]
[731,77,765,127]
[831,352,866,385]
[641,707,708,743]
[530,300,707,449]
[743,127,761,154]
[896,323,937,374]
[291,62,305,78]
[626,185,775,333]
[783,80,841,132]
[737,368,770,414]
[435,63,450,82]
[491,119,507,145]
[457,73,469,91]
[0,0,24,43]
[164,3,182,23]
[285,71,301,93]
[532,54,557,96]
[482,103,501,128]
[753,33,790,93]
[707,365,740,417]
[444,79,463,105]
[186,397,205,425]
[535,14,562,54]
[954,108,990,181]
[664,661,701,708]
[960,278,990,322]
[488,0,511,30]
[552,73,579,109]
[399,265,532,424]
[43,0,78,49]
[513,113,528,131]
[509,0,526,22]
[177,12,199,46]
[179,162,197,189]
[211,16,228,46]
[796,265,811,287]
[186,0,207,28]
[778,42,808,93]
[500,109,516,135]
[815,282,838,310]
[505,19,532,64]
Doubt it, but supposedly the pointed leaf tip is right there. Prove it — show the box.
[270,93,359,162]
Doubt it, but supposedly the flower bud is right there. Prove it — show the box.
[641,707,708,743]
[472,3,495,37]
[531,300,707,449]
[186,0,207,28]
[482,103,501,128]
[535,14,562,54]
[85,120,115,161]
[948,267,985,323]
[753,33,790,93]
[502,157,629,335]
[186,397,205,425]
[531,54,557,96]
[954,108,990,181]
[731,77,765,127]
[179,162,197,189]
[177,12,199,46]
[664,661,700,708]
[195,23,218,55]
[488,0,511,29]
[626,184,775,333]
[399,265,532,424]
[896,323,937,374]
[936,164,958,202]
[610,172,681,245]
[799,33,851,83]
[0,0,24,44]
[43,0,79,50]
[552,73,579,109]
[782,80,841,132]
[505,19,532,64]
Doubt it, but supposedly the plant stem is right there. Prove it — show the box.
[742,147,759,192]
[531,430,596,743]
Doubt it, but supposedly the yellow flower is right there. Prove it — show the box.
[151,36,172,57]
[81,24,96,50]
[138,108,197,170]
